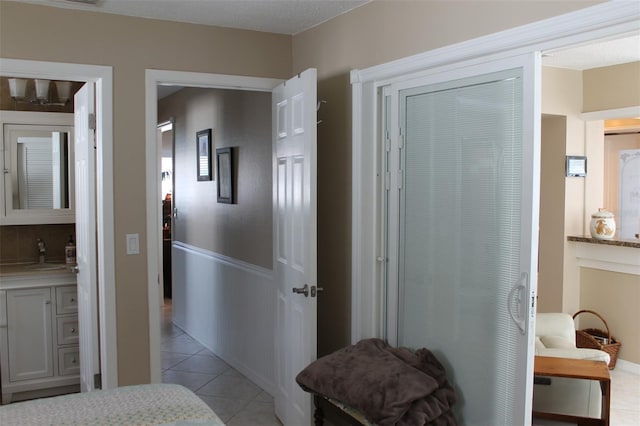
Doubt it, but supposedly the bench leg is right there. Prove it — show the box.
[314,395,324,426]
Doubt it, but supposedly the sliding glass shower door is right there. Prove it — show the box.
[385,54,541,425]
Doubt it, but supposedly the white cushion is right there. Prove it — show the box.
[539,335,574,349]
[535,313,576,344]
[535,347,611,363]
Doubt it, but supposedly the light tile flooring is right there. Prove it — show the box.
[161,300,639,425]
[610,367,640,425]
[160,301,282,425]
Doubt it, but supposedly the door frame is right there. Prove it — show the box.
[144,69,281,383]
[350,1,640,342]
[0,58,117,389]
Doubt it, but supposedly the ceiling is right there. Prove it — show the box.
[11,0,370,35]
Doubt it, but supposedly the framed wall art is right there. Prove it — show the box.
[196,129,212,181]
[216,147,233,203]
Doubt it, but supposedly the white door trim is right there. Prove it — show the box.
[0,58,117,389]
[350,1,640,343]
[145,69,282,383]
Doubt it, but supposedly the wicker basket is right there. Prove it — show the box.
[573,309,621,369]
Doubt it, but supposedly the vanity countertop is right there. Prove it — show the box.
[0,263,76,289]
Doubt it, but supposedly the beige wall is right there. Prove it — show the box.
[292,1,602,355]
[541,67,586,315]
[583,62,640,112]
[292,1,602,79]
[580,268,640,364]
[0,0,291,385]
[538,115,567,313]
[158,88,272,269]
[0,0,611,384]
[542,65,640,365]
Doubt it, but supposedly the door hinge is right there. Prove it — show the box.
[89,113,96,130]
[398,170,403,189]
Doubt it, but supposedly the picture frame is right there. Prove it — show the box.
[196,129,212,181]
[566,155,587,177]
[216,147,233,203]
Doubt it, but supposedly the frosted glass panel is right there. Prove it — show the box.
[398,70,524,424]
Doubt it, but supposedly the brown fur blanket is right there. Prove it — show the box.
[296,338,457,425]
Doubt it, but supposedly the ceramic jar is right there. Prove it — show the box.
[590,209,616,240]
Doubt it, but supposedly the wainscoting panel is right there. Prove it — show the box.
[171,242,276,395]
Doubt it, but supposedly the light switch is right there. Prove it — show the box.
[126,233,140,255]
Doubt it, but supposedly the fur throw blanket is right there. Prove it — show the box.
[296,338,457,425]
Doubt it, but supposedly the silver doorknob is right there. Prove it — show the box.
[70,266,79,274]
[292,284,309,297]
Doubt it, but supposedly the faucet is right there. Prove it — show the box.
[37,238,46,264]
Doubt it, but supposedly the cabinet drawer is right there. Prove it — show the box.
[58,347,80,376]
[56,316,79,346]
[56,286,77,315]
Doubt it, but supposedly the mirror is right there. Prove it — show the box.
[7,125,73,210]
[1,111,75,225]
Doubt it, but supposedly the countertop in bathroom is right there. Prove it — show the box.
[0,263,76,289]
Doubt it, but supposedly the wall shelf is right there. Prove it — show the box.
[568,236,640,276]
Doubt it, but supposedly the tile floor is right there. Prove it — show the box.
[161,300,639,425]
[610,367,640,426]
[160,301,282,425]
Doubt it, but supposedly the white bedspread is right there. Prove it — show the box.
[0,384,225,425]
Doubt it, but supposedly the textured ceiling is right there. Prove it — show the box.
[11,0,370,35]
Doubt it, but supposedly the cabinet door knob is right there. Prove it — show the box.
[70,298,75,303]
[71,358,77,364]
[44,300,51,305]
[70,328,76,333]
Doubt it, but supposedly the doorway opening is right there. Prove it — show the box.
[157,119,174,304]
[0,59,117,391]
[146,72,280,388]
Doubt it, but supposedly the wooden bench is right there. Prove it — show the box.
[313,394,371,426]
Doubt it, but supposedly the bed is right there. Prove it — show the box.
[0,383,224,425]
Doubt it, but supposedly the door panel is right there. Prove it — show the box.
[386,55,540,425]
[74,83,100,392]
[273,69,317,426]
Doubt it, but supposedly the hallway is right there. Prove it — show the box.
[161,300,282,425]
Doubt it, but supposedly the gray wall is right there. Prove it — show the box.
[158,88,272,269]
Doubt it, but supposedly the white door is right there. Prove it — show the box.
[385,54,540,425]
[273,69,318,426]
[74,83,100,392]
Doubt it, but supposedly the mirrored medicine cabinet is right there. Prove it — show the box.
[1,111,75,225]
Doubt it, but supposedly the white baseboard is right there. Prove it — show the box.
[615,359,640,375]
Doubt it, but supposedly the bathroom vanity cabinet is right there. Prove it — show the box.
[0,267,79,404]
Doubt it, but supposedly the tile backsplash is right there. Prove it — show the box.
[0,224,75,264]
